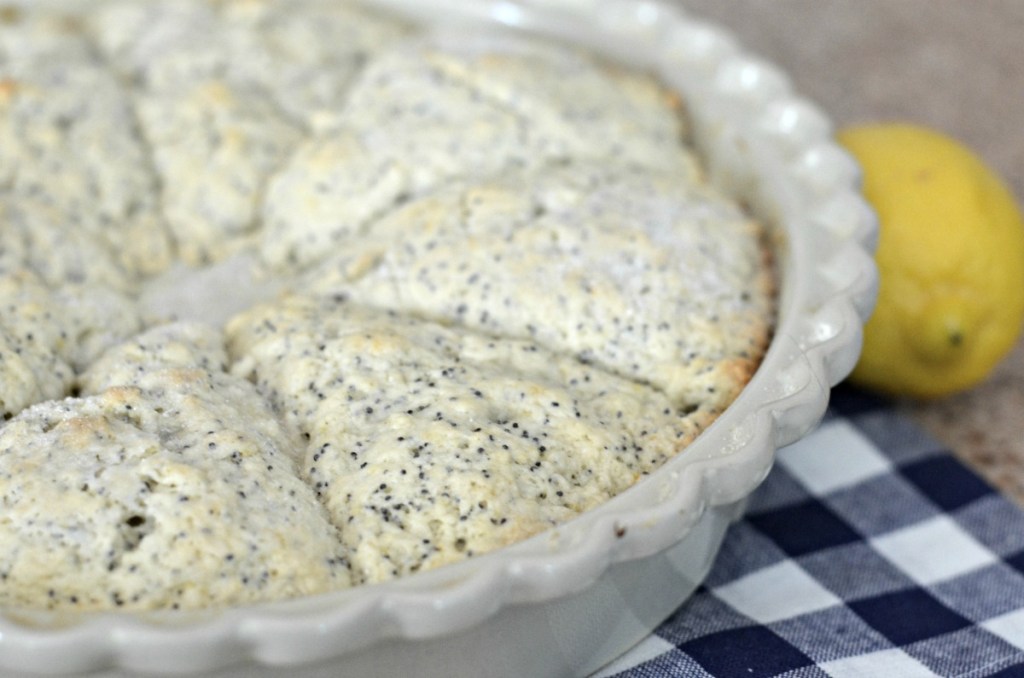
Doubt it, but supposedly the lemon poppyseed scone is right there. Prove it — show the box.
[0,196,134,291]
[0,10,173,279]
[305,161,772,415]
[259,30,699,269]
[88,0,410,265]
[0,0,774,611]
[0,270,141,419]
[0,323,348,611]
[227,297,706,584]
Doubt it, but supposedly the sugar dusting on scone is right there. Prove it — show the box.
[0,323,348,611]
[227,297,702,584]
[0,1,776,609]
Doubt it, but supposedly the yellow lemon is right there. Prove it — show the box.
[838,123,1024,398]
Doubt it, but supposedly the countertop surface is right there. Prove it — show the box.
[677,0,1024,504]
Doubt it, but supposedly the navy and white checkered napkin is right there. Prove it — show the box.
[595,385,1024,678]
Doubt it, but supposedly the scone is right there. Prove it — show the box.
[259,31,699,268]
[88,0,409,265]
[0,196,134,291]
[228,297,703,584]
[90,0,409,128]
[0,9,173,278]
[0,270,140,421]
[304,161,772,414]
[134,80,304,264]
[0,323,348,611]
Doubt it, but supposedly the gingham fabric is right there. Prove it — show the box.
[595,385,1024,678]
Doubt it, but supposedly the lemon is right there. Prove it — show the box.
[838,123,1024,398]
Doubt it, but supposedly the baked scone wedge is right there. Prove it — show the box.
[306,161,773,415]
[228,297,705,584]
[86,0,408,265]
[0,323,348,611]
[217,0,411,128]
[0,276,73,421]
[0,271,141,420]
[0,196,134,292]
[134,80,304,265]
[89,0,408,129]
[260,31,698,268]
[0,10,173,278]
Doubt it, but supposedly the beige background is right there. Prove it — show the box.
[674,1,1024,501]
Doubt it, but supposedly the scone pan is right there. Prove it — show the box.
[0,0,878,675]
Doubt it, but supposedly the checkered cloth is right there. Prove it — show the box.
[595,385,1024,678]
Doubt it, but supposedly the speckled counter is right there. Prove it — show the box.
[676,0,1024,503]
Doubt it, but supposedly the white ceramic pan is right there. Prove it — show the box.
[0,1,877,675]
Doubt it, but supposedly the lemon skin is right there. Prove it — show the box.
[838,123,1024,398]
